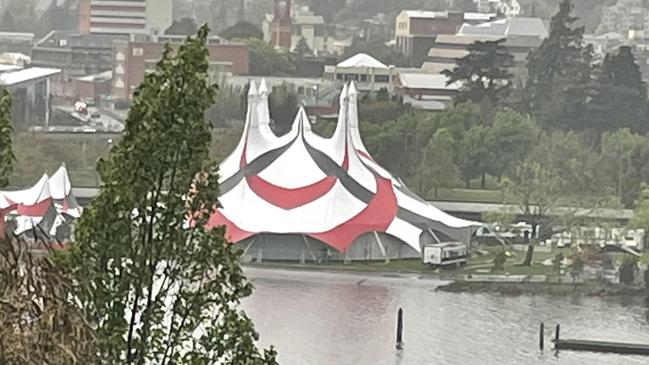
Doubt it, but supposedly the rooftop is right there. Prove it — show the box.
[0,67,61,86]
[337,53,388,69]
[427,47,469,59]
[398,73,458,90]
[294,14,326,25]
[75,70,112,83]
[35,30,128,49]
[458,17,548,39]
[402,10,496,20]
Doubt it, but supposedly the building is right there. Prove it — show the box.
[208,80,479,261]
[266,0,292,49]
[0,66,61,128]
[394,10,496,66]
[0,32,35,55]
[290,7,329,55]
[111,40,249,99]
[394,73,458,111]
[79,0,173,35]
[599,0,647,34]
[72,70,112,102]
[31,31,125,100]
[423,17,548,71]
[263,2,344,55]
[324,53,395,92]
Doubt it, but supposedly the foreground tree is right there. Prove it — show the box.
[0,90,12,188]
[0,235,95,364]
[64,26,277,364]
[442,39,514,109]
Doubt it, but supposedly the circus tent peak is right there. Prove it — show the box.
[210,82,481,255]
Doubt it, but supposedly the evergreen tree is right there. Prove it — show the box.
[526,0,593,130]
[0,90,12,188]
[165,17,198,36]
[63,26,277,364]
[589,46,648,134]
[219,20,263,40]
[294,37,312,58]
[442,39,514,109]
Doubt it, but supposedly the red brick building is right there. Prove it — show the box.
[111,40,249,99]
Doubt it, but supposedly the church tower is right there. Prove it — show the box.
[270,0,292,50]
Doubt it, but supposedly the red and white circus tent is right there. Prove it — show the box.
[208,80,480,258]
[0,164,82,238]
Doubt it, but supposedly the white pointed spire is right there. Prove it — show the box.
[258,78,269,96]
[247,81,258,97]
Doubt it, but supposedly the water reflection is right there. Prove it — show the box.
[243,268,649,365]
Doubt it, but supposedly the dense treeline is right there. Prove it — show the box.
[362,0,649,210]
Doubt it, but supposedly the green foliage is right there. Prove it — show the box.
[589,46,649,135]
[492,250,506,271]
[294,37,313,58]
[415,128,458,198]
[484,110,538,181]
[219,20,263,41]
[526,0,593,130]
[619,256,637,285]
[644,268,649,292]
[552,253,564,273]
[456,124,490,188]
[0,90,13,188]
[503,159,562,230]
[245,38,296,76]
[630,185,649,232]
[0,235,95,364]
[62,26,276,364]
[165,17,198,35]
[268,84,299,136]
[443,39,514,108]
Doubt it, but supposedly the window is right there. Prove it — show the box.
[336,73,343,80]
[345,74,358,81]
[360,74,368,82]
[398,22,407,30]
[132,48,144,56]
[375,75,389,83]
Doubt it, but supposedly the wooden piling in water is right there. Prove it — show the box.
[396,308,403,350]
[539,322,544,351]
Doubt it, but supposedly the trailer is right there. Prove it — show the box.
[422,242,468,267]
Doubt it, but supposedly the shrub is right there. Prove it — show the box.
[619,256,638,285]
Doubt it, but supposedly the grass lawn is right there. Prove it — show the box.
[248,245,579,278]
[432,188,505,203]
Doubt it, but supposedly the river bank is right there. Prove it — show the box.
[244,260,649,299]
[436,280,648,297]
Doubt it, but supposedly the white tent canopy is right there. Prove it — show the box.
[209,80,480,254]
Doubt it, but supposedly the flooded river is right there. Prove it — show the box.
[242,267,649,365]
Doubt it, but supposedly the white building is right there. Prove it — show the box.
[324,53,395,92]
[80,0,173,35]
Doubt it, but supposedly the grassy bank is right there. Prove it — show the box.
[10,128,242,188]
[436,280,647,297]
